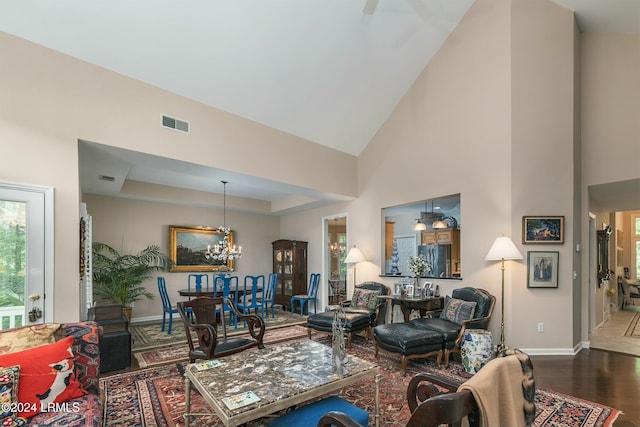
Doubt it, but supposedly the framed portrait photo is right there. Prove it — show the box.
[522,216,564,244]
[527,251,559,288]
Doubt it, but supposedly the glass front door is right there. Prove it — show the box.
[0,185,48,329]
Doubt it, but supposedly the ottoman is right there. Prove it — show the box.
[373,323,443,373]
[307,311,372,347]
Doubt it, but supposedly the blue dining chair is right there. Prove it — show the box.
[214,275,239,329]
[187,273,210,297]
[261,273,278,318]
[158,276,181,334]
[237,275,265,327]
[291,273,321,316]
[238,275,264,315]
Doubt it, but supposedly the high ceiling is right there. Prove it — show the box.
[2,0,638,211]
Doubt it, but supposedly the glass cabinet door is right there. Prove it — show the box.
[274,249,284,275]
[284,279,293,296]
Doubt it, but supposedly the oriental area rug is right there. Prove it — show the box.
[134,325,309,367]
[130,307,307,351]
[101,334,621,427]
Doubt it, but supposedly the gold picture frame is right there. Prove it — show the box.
[169,226,235,272]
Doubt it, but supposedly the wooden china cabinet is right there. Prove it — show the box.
[272,240,308,310]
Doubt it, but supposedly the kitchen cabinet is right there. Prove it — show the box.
[272,240,308,309]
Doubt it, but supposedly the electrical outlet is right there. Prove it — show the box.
[537,323,544,333]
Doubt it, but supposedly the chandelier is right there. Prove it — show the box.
[329,218,345,258]
[205,181,242,263]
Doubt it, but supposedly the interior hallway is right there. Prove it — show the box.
[590,304,640,357]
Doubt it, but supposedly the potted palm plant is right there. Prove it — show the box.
[92,242,174,320]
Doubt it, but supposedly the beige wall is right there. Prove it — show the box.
[83,194,279,320]
[0,30,355,322]
[1,0,638,352]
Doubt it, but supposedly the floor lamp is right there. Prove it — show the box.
[485,236,523,352]
[345,246,366,287]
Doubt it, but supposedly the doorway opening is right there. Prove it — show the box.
[324,215,347,307]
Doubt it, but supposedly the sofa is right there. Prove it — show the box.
[0,322,103,426]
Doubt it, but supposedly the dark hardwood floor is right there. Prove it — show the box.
[532,349,640,426]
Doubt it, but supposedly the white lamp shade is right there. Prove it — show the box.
[485,236,523,260]
[413,221,427,231]
[345,246,366,264]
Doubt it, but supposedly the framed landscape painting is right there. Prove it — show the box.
[522,216,564,244]
[527,251,559,288]
[169,226,235,272]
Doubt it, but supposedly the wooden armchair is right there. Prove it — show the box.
[317,371,478,427]
[177,296,265,363]
[318,349,535,427]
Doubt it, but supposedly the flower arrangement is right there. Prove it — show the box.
[407,254,429,277]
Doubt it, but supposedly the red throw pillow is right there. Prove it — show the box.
[0,336,86,418]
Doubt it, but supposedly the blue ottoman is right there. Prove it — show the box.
[268,396,368,427]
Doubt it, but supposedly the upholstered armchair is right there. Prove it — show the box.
[333,281,389,326]
[411,287,495,367]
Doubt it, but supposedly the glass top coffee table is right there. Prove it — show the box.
[184,339,380,427]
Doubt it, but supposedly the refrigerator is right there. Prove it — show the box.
[418,244,451,278]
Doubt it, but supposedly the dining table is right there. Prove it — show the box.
[178,286,261,299]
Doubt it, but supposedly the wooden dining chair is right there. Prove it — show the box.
[291,273,321,316]
[177,296,265,363]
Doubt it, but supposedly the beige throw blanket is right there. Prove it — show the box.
[458,355,527,427]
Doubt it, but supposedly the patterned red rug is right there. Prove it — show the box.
[101,335,621,427]
[133,325,309,367]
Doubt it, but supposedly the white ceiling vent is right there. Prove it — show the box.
[161,114,190,134]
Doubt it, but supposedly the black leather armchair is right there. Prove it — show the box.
[410,287,495,366]
[334,281,389,326]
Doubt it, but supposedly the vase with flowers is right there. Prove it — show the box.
[407,254,429,297]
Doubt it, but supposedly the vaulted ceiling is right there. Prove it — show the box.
[2,1,638,211]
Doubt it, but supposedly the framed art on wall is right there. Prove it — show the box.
[522,216,564,244]
[527,251,559,288]
[168,226,235,272]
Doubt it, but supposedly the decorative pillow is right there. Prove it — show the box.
[352,289,372,308]
[440,296,477,325]
[0,336,86,418]
[0,324,61,354]
[0,365,27,426]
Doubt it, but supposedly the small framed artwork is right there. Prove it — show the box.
[527,251,559,288]
[393,282,403,296]
[522,216,564,244]
[169,225,235,272]
[405,284,414,298]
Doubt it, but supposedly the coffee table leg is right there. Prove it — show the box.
[375,374,380,427]
[185,375,191,427]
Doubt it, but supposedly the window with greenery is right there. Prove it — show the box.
[0,201,26,328]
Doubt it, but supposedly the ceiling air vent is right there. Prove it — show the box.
[161,114,190,134]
